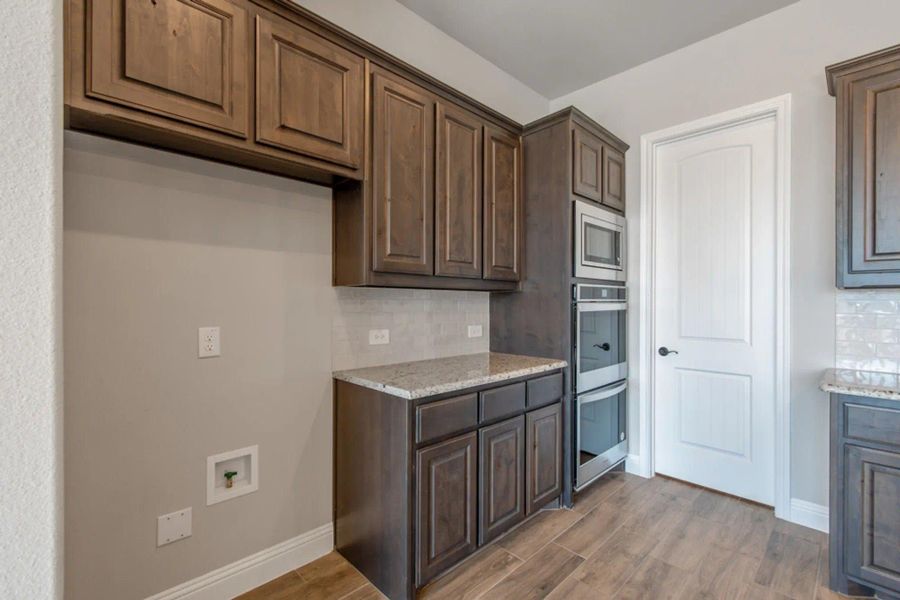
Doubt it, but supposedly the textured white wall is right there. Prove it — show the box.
[0,1,63,599]
[550,0,900,507]
[292,0,550,124]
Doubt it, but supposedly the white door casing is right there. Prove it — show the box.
[637,95,791,516]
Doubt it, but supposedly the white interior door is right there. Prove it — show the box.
[653,115,777,505]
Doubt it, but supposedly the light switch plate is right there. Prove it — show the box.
[467,324,483,338]
[198,326,221,358]
[368,329,390,345]
[157,507,192,547]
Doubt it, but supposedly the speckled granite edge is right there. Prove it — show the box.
[333,352,568,400]
[820,368,900,401]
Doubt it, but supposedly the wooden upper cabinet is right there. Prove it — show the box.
[372,70,435,275]
[828,45,900,288]
[255,13,364,168]
[483,125,522,282]
[572,124,603,202]
[436,103,483,279]
[603,145,626,212]
[87,0,249,137]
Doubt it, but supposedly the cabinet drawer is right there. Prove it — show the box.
[527,373,563,408]
[845,402,900,448]
[416,393,478,444]
[479,382,526,422]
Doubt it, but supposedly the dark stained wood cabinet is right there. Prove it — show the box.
[333,71,522,291]
[371,71,436,275]
[483,125,523,281]
[86,0,250,138]
[828,44,900,288]
[572,124,603,202]
[67,0,524,291]
[436,102,483,278]
[526,402,562,515]
[603,145,626,212]
[255,12,364,168]
[830,392,900,598]
[478,416,525,545]
[416,432,478,586]
[491,107,628,508]
[334,368,563,599]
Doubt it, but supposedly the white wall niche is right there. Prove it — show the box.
[207,445,259,506]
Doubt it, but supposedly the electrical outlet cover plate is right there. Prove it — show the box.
[157,507,192,547]
[198,326,221,358]
[467,324,483,338]
[368,329,390,345]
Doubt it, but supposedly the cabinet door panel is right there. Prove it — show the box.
[436,103,483,278]
[255,13,364,168]
[416,432,477,586]
[483,125,522,281]
[88,0,249,137]
[572,124,603,201]
[603,145,626,212]
[845,445,900,592]
[526,402,562,515]
[836,54,900,287]
[479,416,525,545]
[372,71,435,275]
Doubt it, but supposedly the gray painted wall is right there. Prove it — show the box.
[550,0,900,507]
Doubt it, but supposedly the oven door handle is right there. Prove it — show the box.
[578,382,627,405]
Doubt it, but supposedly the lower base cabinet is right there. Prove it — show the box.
[479,416,525,545]
[526,403,563,516]
[334,370,564,600]
[830,393,900,599]
[416,433,478,585]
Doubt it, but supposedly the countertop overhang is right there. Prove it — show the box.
[820,368,900,401]
[333,352,568,399]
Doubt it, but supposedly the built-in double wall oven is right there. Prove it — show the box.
[574,283,628,490]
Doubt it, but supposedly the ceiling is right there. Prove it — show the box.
[396,0,798,98]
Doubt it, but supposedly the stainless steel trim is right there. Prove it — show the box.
[574,200,626,282]
[579,382,627,404]
[575,445,628,492]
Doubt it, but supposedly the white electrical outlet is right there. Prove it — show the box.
[198,326,221,358]
[157,507,192,547]
[368,329,390,345]
[467,324,483,338]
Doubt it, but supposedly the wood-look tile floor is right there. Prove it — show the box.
[239,472,860,600]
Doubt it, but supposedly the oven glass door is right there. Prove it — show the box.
[576,381,627,490]
[576,301,627,393]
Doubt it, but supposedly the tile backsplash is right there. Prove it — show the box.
[835,290,900,374]
[332,288,489,371]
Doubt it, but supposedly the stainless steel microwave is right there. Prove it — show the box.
[574,200,625,282]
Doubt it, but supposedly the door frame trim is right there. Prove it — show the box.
[635,94,792,519]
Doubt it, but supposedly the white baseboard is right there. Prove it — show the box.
[145,522,334,600]
[789,498,829,533]
[625,453,650,478]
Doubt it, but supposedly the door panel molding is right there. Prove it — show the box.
[637,94,792,520]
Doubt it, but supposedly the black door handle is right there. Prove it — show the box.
[658,346,679,357]
[593,343,611,351]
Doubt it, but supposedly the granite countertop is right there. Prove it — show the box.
[820,368,900,401]
[333,352,568,400]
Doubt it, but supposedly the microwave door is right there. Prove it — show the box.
[583,219,621,270]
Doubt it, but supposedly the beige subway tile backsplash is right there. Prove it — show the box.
[835,290,900,374]
[332,288,489,371]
